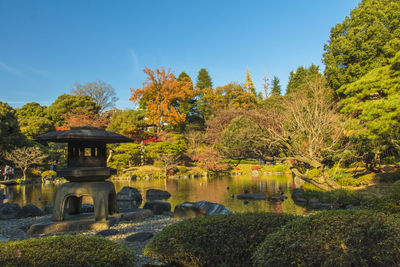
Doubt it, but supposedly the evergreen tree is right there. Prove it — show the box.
[271,76,281,96]
[0,102,25,154]
[177,72,190,81]
[323,0,400,92]
[286,64,321,94]
[196,68,213,90]
[244,68,256,96]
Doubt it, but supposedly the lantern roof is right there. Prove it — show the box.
[36,125,133,143]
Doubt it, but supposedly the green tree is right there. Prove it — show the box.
[219,115,266,161]
[338,51,400,169]
[286,65,321,94]
[71,80,118,112]
[177,72,190,81]
[108,143,141,171]
[323,0,400,92]
[196,68,213,90]
[271,76,281,96]
[47,94,100,126]
[16,102,54,139]
[244,68,256,96]
[107,109,147,140]
[0,102,25,154]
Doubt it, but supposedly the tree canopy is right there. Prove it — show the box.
[130,68,194,129]
[0,102,24,153]
[196,68,213,90]
[271,76,281,96]
[286,65,321,95]
[47,94,100,126]
[244,68,256,96]
[71,80,118,112]
[16,102,54,139]
[323,0,400,92]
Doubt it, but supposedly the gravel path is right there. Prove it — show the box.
[0,214,179,266]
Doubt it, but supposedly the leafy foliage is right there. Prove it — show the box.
[107,109,147,141]
[47,94,100,126]
[196,68,213,90]
[6,146,47,180]
[270,76,281,96]
[144,213,297,267]
[108,143,142,170]
[0,235,135,267]
[323,0,400,91]
[253,210,400,266]
[130,68,195,128]
[16,102,54,139]
[0,102,25,154]
[244,68,256,96]
[286,64,321,95]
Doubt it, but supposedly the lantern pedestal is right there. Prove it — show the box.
[52,181,118,222]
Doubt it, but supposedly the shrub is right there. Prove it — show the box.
[302,188,369,207]
[177,166,188,174]
[337,177,362,186]
[0,235,135,267]
[41,170,57,179]
[307,168,321,179]
[253,210,400,266]
[144,213,297,267]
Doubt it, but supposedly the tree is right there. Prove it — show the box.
[6,146,47,180]
[47,94,100,126]
[196,68,213,90]
[130,68,194,130]
[71,80,118,112]
[108,143,141,171]
[271,76,281,96]
[0,102,25,154]
[16,102,54,139]
[107,109,147,140]
[63,107,109,129]
[244,68,256,96]
[219,115,266,161]
[337,51,400,169]
[286,65,321,94]
[266,77,343,190]
[323,0,400,92]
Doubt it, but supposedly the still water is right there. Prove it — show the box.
[1,174,305,215]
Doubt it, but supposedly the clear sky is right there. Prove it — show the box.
[0,0,361,110]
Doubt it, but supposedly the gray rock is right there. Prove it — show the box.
[125,232,153,242]
[21,204,44,218]
[44,204,54,214]
[0,203,23,220]
[120,209,154,221]
[116,186,142,210]
[146,189,171,200]
[235,193,267,200]
[96,229,119,237]
[174,200,234,219]
[291,188,307,205]
[143,201,171,215]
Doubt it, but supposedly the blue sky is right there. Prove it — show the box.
[0,0,360,110]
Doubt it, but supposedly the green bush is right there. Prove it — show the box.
[307,168,321,179]
[302,188,369,207]
[0,235,135,267]
[41,170,57,178]
[337,177,362,186]
[253,210,400,266]
[177,166,188,174]
[144,213,297,267]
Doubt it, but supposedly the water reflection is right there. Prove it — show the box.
[3,174,305,215]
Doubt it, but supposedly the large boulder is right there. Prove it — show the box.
[146,189,171,200]
[0,203,23,220]
[143,201,171,215]
[291,188,307,205]
[21,204,44,218]
[174,201,234,219]
[116,187,142,210]
[120,209,154,221]
[235,193,267,200]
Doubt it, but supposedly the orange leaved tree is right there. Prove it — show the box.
[130,68,194,131]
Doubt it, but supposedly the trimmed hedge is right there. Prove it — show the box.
[144,213,297,267]
[0,235,135,267]
[253,210,400,266]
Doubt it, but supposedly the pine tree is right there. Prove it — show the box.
[286,64,321,95]
[196,68,213,90]
[244,68,256,96]
[271,76,281,96]
[177,72,190,81]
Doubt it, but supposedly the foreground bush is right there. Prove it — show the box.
[253,210,400,266]
[0,235,135,267]
[144,213,297,267]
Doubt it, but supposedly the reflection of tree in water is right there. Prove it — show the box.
[6,174,305,215]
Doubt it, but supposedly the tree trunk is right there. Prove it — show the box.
[23,167,27,180]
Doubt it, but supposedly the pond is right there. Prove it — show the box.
[1,174,305,215]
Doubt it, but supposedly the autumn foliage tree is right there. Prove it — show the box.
[130,68,194,130]
[62,107,109,129]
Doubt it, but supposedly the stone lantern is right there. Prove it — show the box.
[36,125,133,222]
